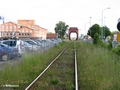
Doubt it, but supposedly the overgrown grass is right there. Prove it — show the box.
[77,42,120,90]
[1,40,120,90]
[0,41,67,90]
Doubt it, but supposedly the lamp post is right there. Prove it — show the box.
[103,17,106,38]
[89,17,92,36]
[101,7,110,39]
[104,17,106,26]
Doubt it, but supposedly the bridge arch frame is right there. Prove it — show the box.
[68,27,79,40]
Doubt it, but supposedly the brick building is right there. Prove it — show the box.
[0,20,48,39]
[46,33,58,39]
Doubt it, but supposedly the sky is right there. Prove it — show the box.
[0,0,120,35]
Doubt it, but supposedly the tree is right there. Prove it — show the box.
[54,21,69,38]
[87,24,102,38]
[102,26,111,39]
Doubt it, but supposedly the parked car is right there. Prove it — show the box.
[23,39,41,49]
[32,39,45,48]
[50,38,58,44]
[23,41,39,52]
[0,44,18,61]
[0,39,26,56]
[46,39,54,47]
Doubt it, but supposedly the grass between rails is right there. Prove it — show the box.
[0,41,68,90]
[77,42,120,90]
[31,42,75,90]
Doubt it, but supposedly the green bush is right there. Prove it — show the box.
[112,45,120,55]
[107,40,112,50]
[93,33,99,45]
[93,33,107,48]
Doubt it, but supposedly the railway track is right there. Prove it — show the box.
[25,41,78,90]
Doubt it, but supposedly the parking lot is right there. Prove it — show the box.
[0,38,62,70]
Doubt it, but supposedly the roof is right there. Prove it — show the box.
[69,27,78,30]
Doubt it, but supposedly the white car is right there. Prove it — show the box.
[23,41,39,52]
[23,39,41,49]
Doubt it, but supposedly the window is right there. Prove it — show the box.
[20,26,23,28]
[3,41,16,47]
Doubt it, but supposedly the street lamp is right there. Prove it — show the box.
[89,17,92,36]
[104,17,106,26]
[101,7,110,39]
[89,17,92,26]
[103,17,106,38]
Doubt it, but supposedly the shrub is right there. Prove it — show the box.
[93,33,107,48]
[93,33,99,45]
[107,40,112,49]
[112,45,120,55]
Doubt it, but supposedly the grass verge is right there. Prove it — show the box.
[77,42,120,90]
[0,41,67,90]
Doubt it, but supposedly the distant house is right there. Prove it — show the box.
[46,33,58,39]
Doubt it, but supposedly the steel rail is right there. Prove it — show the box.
[25,46,68,90]
[74,42,78,90]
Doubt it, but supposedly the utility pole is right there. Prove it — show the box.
[89,17,92,36]
[101,7,110,39]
